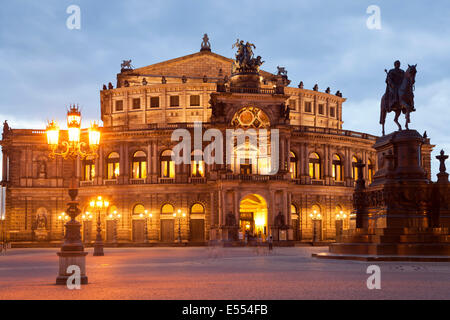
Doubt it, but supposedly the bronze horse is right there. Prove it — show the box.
[380,64,417,135]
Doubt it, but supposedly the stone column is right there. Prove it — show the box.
[1,149,7,182]
[146,143,151,183]
[98,146,104,185]
[233,190,240,222]
[151,141,157,182]
[143,90,148,124]
[124,92,129,127]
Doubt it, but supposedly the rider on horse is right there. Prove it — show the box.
[385,60,405,113]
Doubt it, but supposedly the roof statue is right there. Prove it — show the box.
[121,59,134,72]
[380,60,417,135]
[200,34,211,51]
[231,39,264,74]
[277,66,287,76]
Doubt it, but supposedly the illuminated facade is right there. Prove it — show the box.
[0,37,434,244]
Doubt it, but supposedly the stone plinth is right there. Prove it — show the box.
[230,72,261,88]
[56,251,88,285]
[33,229,48,241]
[324,130,450,260]
[220,225,239,241]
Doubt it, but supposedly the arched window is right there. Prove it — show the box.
[191,203,205,214]
[161,204,174,215]
[309,152,321,180]
[332,154,343,182]
[132,151,147,179]
[106,152,120,179]
[352,156,359,181]
[191,150,205,177]
[133,204,146,217]
[291,204,298,216]
[290,151,297,179]
[368,159,374,183]
[160,150,175,178]
[83,156,95,181]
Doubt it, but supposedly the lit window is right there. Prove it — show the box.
[191,150,205,177]
[352,156,359,181]
[161,204,174,215]
[132,151,147,179]
[160,150,175,178]
[368,159,374,183]
[290,151,297,179]
[83,158,95,181]
[332,154,343,182]
[133,204,145,216]
[309,152,321,179]
[191,203,204,214]
[291,204,298,216]
[107,152,120,179]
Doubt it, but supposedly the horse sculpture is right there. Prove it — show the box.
[380,63,417,135]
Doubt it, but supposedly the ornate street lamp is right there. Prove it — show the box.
[90,196,109,256]
[335,210,347,240]
[309,210,322,243]
[57,212,69,239]
[46,105,100,285]
[173,209,186,243]
[107,210,121,243]
[81,212,93,243]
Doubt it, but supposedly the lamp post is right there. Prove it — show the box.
[107,210,121,244]
[335,210,347,241]
[57,212,69,240]
[143,210,152,243]
[81,212,93,243]
[46,105,100,285]
[90,196,109,256]
[309,210,322,243]
[173,209,186,243]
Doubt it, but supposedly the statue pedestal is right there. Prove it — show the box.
[33,229,49,241]
[220,226,239,242]
[321,130,450,260]
[56,251,88,285]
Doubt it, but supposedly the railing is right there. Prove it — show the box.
[188,177,207,184]
[158,177,175,184]
[311,179,325,185]
[221,174,285,182]
[80,181,94,187]
[130,178,145,185]
[10,125,377,144]
[226,87,276,94]
[104,179,118,185]
[292,126,378,141]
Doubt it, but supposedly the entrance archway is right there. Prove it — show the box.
[239,194,268,239]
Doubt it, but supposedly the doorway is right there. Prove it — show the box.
[239,194,268,239]
[190,219,205,242]
[132,219,145,242]
[161,219,175,242]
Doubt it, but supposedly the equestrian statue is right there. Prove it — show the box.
[380,60,417,135]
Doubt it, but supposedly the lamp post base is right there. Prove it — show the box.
[93,242,104,256]
[56,250,88,285]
